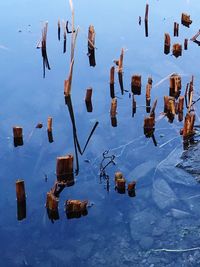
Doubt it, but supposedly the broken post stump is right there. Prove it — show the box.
[110,66,115,98]
[169,74,181,99]
[182,112,195,149]
[181,13,192,28]
[174,22,179,37]
[85,87,93,112]
[172,43,182,58]
[56,155,74,186]
[144,117,155,137]
[117,48,124,95]
[65,200,88,219]
[115,172,126,194]
[144,4,149,37]
[88,25,96,67]
[164,33,171,54]
[178,96,184,121]
[131,75,141,95]
[110,98,117,127]
[13,126,23,147]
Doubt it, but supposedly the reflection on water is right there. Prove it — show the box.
[1,0,200,266]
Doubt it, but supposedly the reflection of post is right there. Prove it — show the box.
[110,98,117,127]
[16,180,26,221]
[184,39,188,50]
[132,95,136,117]
[110,66,115,98]
[58,19,61,41]
[144,4,149,37]
[13,126,23,147]
[47,117,53,143]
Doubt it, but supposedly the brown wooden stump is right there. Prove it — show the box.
[181,13,192,28]
[174,22,179,37]
[127,181,136,197]
[172,44,182,58]
[16,179,26,202]
[56,155,74,185]
[131,75,142,95]
[47,117,53,143]
[65,200,88,219]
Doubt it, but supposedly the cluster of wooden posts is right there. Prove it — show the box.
[164,13,194,58]
[15,3,199,221]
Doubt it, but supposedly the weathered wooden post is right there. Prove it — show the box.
[131,75,142,95]
[56,155,74,186]
[110,98,117,127]
[110,66,115,98]
[47,117,53,143]
[164,33,171,54]
[65,200,88,219]
[181,13,192,27]
[88,25,96,67]
[144,4,149,37]
[16,179,26,221]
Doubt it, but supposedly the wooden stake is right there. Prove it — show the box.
[118,48,124,95]
[174,22,179,37]
[85,88,93,112]
[16,180,26,202]
[164,33,171,54]
[88,25,96,67]
[110,98,117,127]
[47,117,53,143]
[127,181,136,197]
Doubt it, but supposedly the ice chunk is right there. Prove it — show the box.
[152,179,177,209]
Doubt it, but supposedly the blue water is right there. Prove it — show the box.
[1,0,200,266]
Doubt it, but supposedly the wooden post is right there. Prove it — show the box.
[144,4,149,37]
[16,180,26,202]
[182,112,195,149]
[178,96,184,122]
[110,66,115,98]
[181,13,192,28]
[110,98,117,127]
[56,155,74,185]
[164,33,170,54]
[85,88,93,112]
[184,39,188,50]
[41,22,51,78]
[164,96,175,123]
[143,117,155,138]
[88,25,96,67]
[172,43,182,58]
[131,75,142,95]
[174,22,179,37]
[13,126,23,147]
